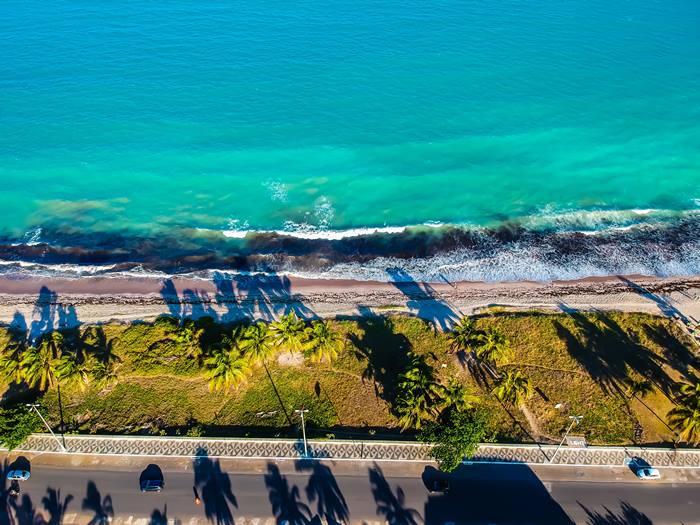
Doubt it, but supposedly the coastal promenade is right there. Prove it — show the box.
[9,433,700,467]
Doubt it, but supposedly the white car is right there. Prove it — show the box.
[6,470,30,481]
[635,467,661,480]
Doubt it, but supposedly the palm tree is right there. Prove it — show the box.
[396,389,434,431]
[677,378,700,404]
[88,337,121,386]
[20,343,58,390]
[270,313,307,353]
[241,322,277,365]
[395,354,443,430]
[203,347,250,392]
[240,322,294,425]
[447,317,479,354]
[475,329,512,365]
[55,350,91,390]
[667,397,700,445]
[626,378,654,399]
[174,319,205,360]
[304,321,343,364]
[0,344,24,384]
[492,370,533,406]
[439,379,479,414]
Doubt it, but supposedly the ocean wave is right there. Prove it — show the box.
[223,225,409,240]
[0,209,700,281]
[0,208,698,283]
[219,208,698,240]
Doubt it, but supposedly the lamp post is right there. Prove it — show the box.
[549,415,582,464]
[26,403,67,452]
[294,409,309,458]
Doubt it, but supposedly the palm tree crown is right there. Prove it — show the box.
[667,397,700,445]
[21,343,58,390]
[271,313,307,353]
[475,329,512,365]
[394,354,443,430]
[303,321,343,364]
[447,317,479,354]
[55,350,91,390]
[204,347,250,391]
[439,379,479,414]
[0,344,24,384]
[241,322,277,365]
[492,370,533,406]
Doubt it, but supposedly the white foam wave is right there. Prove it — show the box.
[223,225,408,240]
[219,208,699,241]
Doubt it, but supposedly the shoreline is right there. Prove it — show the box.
[0,273,699,329]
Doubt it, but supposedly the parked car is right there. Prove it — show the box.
[635,467,661,480]
[140,479,164,492]
[428,479,450,494]
[6,470,30,481]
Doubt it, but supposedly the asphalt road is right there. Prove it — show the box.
[2,459,699,525]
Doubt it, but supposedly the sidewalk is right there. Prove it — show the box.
[5,433,700,468]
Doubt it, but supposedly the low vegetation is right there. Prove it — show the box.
[0,310,698,452]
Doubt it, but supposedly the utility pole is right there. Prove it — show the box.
[549,415,582,464]
[26,403,67,452]
[294,409,309,458]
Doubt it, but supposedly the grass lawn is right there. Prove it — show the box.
[1,311,697,445]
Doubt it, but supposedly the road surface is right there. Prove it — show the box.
[2,455,699,524]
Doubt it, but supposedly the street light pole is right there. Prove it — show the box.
[26,403,67,452]
[294,409,309,458]
[549,415,582,464]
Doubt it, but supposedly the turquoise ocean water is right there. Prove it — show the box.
[1,0,699,281]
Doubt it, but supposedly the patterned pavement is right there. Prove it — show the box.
[6,434,700,467]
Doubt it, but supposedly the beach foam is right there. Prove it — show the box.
[2,209,699,283]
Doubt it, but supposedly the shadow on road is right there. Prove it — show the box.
[82,481,114,525]
[579,501,653,525]
[264,463,312,525]
[150,504,182,525]
[194,448,238,525]
[369,464,421,525]
[295,459,349,524]
[423,464,574,525]
[42,488,74,525]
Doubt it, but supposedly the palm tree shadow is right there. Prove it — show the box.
[82,481,114,525]
[150,505,181,525]
[193,449,238,525]
[554,309,679,398]
[9,494,44,525]
[347,315,413,403]
[295,460,349,525]
[619,276,690,323]
[42,487,74,525]
[264,463,313,524]
[369,464,422,525]
[386,267,458,331]
[578,501,653,525]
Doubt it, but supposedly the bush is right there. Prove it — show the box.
[0,405,42,450]
[419,408,492,472]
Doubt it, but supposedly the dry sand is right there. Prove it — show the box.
[0,274,699,332]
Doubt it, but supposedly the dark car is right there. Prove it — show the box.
[428,479,450,494]
[140,479,164,493]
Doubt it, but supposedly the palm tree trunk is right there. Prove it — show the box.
[55,383,67,449]
[262,360,294,427]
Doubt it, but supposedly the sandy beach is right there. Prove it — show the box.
[0,274,698,331]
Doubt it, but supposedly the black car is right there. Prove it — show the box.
[140,479,164,493]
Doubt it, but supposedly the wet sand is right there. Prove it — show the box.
[0,274,699,330]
